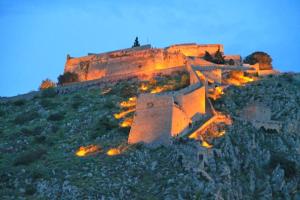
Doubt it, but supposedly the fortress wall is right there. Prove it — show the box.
[241,104,271,121]
[176,85,206,119]
[65,48,187,82]
[171,105,191,136]
[202,69,222,84]
[166,44,224,57]
[128,94,174,146]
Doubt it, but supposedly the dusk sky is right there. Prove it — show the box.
[0,0,299,97]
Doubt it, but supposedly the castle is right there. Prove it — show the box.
[64,43,279,147]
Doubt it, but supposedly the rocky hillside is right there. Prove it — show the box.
[0,72,299,199]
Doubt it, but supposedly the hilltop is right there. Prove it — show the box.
[0,72,300,199]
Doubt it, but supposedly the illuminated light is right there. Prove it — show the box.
[209,86,225,100]
[76,145,100,157]
[139,83,149,91]
[150,86,164,94]
[114,108,135,119]
[216,130,226,137]
[215,86,224,95]
[201,140,213,148]
[106,148,121,156]
[120,97,137,108]
[120,118,133,127]
[225,72,256,86]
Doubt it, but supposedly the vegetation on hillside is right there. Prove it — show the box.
[203,49,225,64]
[243,51,273,70]
[57,72,79,85]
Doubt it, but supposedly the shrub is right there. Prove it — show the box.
[94,116,118,132]
[14,111,39,125]
[203,49,225,64]
[39,98,57,109]
[119,84,137,98]
[269,154,297,179]
[244,51,272,70]
[25,185,36,195]
[203,51,213,62]
[13,148,47,165]
[13,99,26,106]
[34,135,46,143]
[20,127,34,136]
[47,112,65,121]
[228,59,235,65]
[39,79,56,90]
[180,74,190,87]
[41,88,57,98]
[57,72,79,85]
[71,94,83,109]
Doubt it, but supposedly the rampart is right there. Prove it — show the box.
[64,43,226,83]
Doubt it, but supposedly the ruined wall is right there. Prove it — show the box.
[166,44,224,57]
[240,104,271,121]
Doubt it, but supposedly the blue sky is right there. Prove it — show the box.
[0,0,299,97]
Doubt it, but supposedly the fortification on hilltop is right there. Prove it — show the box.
[63,42,279,147]
[64,43,228,82]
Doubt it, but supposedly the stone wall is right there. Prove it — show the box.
[128,94,174,146]
[175,85,206,119]
[65,47,186,81]
[166,44,224,57]
[64,43,225,83]
[128,82,206,147]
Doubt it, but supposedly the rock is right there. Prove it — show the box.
[271,166,285,192]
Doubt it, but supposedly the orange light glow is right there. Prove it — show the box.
[139,83,149,91]
[201,140,213,148]
[114,108,135,119]
[120,118,133,127]
[150,86,164,94]
[209,86,225,100]
[225,72,255,86]
[120,97,137,108]
[76,145,100,157]
[216,130,226,137]
[106,148,121,156]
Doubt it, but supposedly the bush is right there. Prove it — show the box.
[228,59,235,65]
[71,94,83,109]
[25,185,36,195]
[12,99,26,106]
[20,127,34,136]
[244,51,272,70]
[41,88,57,98]
[39,79,56,90]
[14,111,39,125]
[58,72,79,85]
[94,116,118,132]
[39,98,57,109]
[34,135,46,143]
[203,49,225,64]
[14,148,47,166]
[269,154,297,179]
[180,74,190,87]
[47,112,65,121]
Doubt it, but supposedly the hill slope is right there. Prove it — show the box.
[0,72,300,199]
